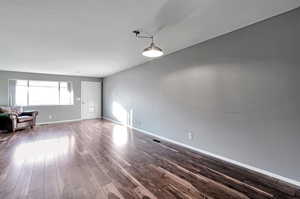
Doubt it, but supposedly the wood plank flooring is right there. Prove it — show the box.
[0,119,299,199]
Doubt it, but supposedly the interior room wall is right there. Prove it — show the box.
[103,8,300,182]
[0,70,101,124]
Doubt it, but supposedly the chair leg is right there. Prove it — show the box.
[30,121,34,129]
[8,125,15,133]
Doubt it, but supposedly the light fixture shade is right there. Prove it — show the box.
[142,42,163,58]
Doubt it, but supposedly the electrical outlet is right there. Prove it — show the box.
[134,119,141,127]
[188,132,193,140]
[137,121,141,127]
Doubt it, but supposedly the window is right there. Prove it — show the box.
[9,80,74,106]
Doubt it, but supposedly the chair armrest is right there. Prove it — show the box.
[6,113,17,120]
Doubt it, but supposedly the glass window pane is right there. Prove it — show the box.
[29,81,59,105]
[16,80,28,86]
[15,80,28,106]
[60,82,67,88]
[59,82,73,105]
[60,87,71,105]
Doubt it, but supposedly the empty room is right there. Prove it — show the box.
[1,1,300,198]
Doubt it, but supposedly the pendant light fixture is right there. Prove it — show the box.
[133,30,164,58]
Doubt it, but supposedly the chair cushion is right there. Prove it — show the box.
[17,116,33,123]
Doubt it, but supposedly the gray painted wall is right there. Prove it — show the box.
[103,8,300,181]
[0,70,101,123]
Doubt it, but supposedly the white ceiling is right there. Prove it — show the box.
[0,0,299,77]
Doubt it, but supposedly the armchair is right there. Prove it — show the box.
[0,107,38,133]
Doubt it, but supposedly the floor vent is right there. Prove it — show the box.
[153,139,161,143]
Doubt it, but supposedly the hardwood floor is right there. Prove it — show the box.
[0,119,299,199]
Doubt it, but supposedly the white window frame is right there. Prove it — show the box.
[8,79,74,106]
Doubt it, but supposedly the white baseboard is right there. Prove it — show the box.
[37,117,102,125]
[102,116,300,187]
[37,118,82,125]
